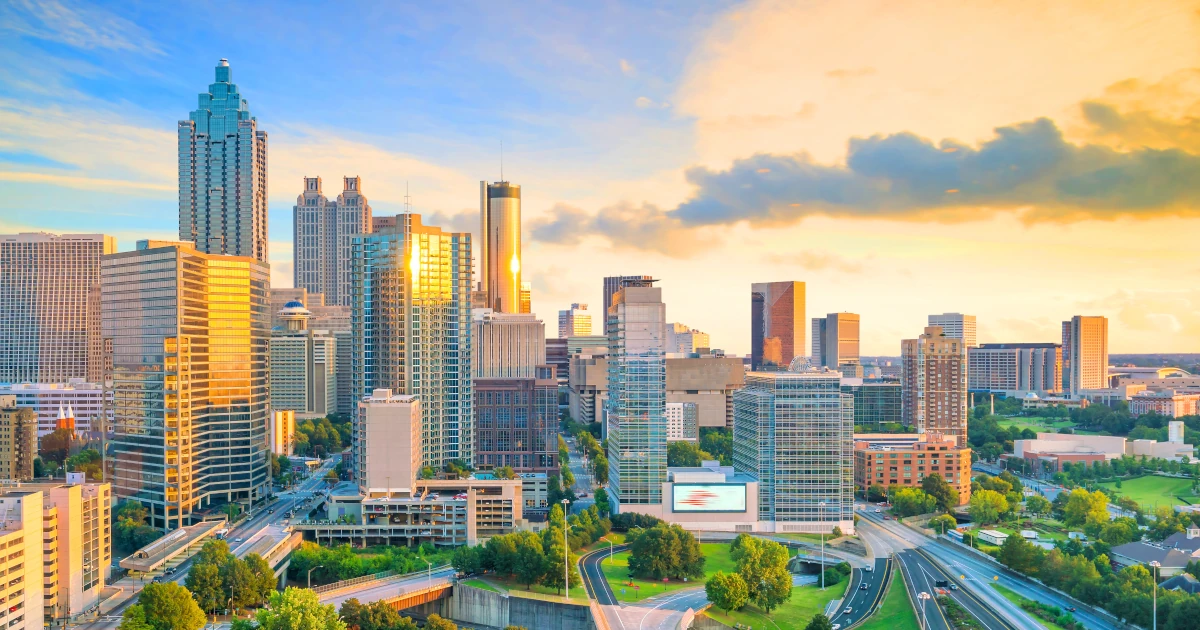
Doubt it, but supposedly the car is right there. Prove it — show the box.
[863,566,873,572]
[949,584,958,591]
[883,515,891,520]
[233,537,243,543]
[1066,606,1076,613]
[874,508,881,513]
[832,625,841,630]
[860,583,869,590]
[843,607,852,614]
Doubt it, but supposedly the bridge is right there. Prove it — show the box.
[317,566,456,610]
[231,523,305,586]
[119,519,227,573]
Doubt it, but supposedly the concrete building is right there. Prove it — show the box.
[602,275,653,321]
[472,311,545,379]
[568,354,608,426]
[0,396,35,481]
[902,326,968,447]
[352,214,473,469]
[928,313,977,348]
[103,240,270,529]
[853,433,970,505]
[665,402,698,442]
[840,378,903,431]
[271,411,295,456]
[479,182,522,313]
[658,462,764,533]
[473,366,559,473]
[0,380,110,438]
[1130,390,1200,418]
[1111,367,1200,391]
[520,281,532,314]
[0,489,46,630]
[607,279,667,514]
[570,353,745,428]
[179,59,268,263]
[1063,316,1108,396]
[968,343,1062,395]
[334,330,354,416]
[750,281,805,371]
[733,368,855,534]
[293,176,372,307]
[0,233,116,384]
[558,303,592,338]
[667,323,711,354]
[270,301,337,419]
[812,312,860,371]
[545,337,569,392]
[1010,429,1195,471]
[355,390,422,497]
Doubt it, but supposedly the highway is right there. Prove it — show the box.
[827,556,891,629]
[580,544,706,630]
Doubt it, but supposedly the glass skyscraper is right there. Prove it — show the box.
[734,368,855,533]
[103,240,271,530]
[479,182,522,313]
[179,59,269,263]
[352,214,473,469]
[606,279,667,511]
[750,281,805,371]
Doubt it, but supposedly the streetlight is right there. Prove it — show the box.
[561,498,571,599]
[425,559,433,592]
[1150,560,1161,630]
[601,536,614,563]
[307,565,324,589]
[819,501,827,590]
[917,591,932,630]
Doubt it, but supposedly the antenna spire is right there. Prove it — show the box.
[403,181,412,214]
[500,140,504,182]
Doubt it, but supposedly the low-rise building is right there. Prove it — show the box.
[978,529,1008,546]
[1011,429,1195,470]
[1110,528,1200,577]
[0,396,36,481]
[853,433,971,505]
[0,381,111,439]
[1131,390,1200,418]
[666,402,698,442]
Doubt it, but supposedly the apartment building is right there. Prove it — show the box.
[853,434,971,506]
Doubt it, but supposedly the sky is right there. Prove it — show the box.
[2,0,1200,356]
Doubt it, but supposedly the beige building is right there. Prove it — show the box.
[1063,316,1108,396]
[902,326,968,448]
[0,396,36,482]
[270,301,337,420]
[471,311,546,379]
[271,411,295,456]
[356,390,422,497]
[812,312,860,370]
[667,323,711,354]
[21,479,112,624]
[928,313,977,348]
[568,354,746,428]
[0,489,46,630]
[270,288,350,332]
[1131,390,1200,418]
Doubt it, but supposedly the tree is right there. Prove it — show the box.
[627,523,705,580]
[134,582,206,630]
[424,614,457,630]
[667,441,713,467]
[891,487,937,517]
[494,465,516,480]
[253,588,346,630]
[1024,495,1052,518]
[997,534,1044,575]
[339,598,418,630]
[928,514,958,535]
[39,427,74,463]
[866,484,887,502]
[594,487,611,515]
[118,606,154,630]
[921,474,960,512]
[591,453,609,485]
[452,545,482,576]
[699,427,733,466]
[514,533,548,589]
[222,557,258,609]
[186,562,224,613]
[705,571,749,614]
[805,613,835,630]
[969,489,1008,525]
[541,543,581,594]
[243,553,278,606]
[1100,521,1134,546]
[1062,488,1109,528]
[730,534,791,613]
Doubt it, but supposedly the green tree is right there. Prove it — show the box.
[730,534,792,613]
[667,441,713,467]
[969,489,1008,525]
[921,473,960,512]
[541,543,581,594]
[221,557,258,609]
[185,562,224,613]
[1024,495,1052,518]
[513,533,548,588]
[928,514,958,535]
[118,605,154,630]
[591,453,609,485]
[243,553,278,606]
[494,465,516,479]
[1100,521,1134,546]
[134,582,206,630]
[866,484,887,502]
[705,571,749,614]
[424,614,457,630]
[997,534,1044,575]
[804,614,834,630]
[253,588,346,630]
[594,487,611,515]
[699,427,733,466]
[452,545,483,575]
[890,487,937,517]
[627,523,705,580]
[1062,488,1108,527]
[196,538,234,567]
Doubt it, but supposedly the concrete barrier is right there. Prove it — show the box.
[407,583,598,630]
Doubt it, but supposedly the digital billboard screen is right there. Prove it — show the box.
[672,484,747,513]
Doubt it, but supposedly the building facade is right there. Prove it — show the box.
[733,369,855,533]
[0,233,116,384]
[928,313,977,348]
[22,480,112,623]
[474,366,559,473]
[0,397,36,481]
[271,411,295,456]
[667,323,711,354]
[352,214,473,469]
[1130,390,1200,418]
[570,354,745,428]
[269,301,337,419]
[665,402,699,442]
[602,275,653,319]
[840,378,903,431]
[606,281,667,512]
[558,303,592,338]
[103,240,271,529]
[852,434,971,506]
[0,490,46,630]
[1063,316,1109,396]
[293,176,371,307]
[355,390,422,497]
[178,59,268,263]
[480,181,522,313]
[967,343,1062,395]
[902,326,968,447]
[750,281,805,371]
[812,312,860,370]
[0,381,110,438]
[472,312,545,379]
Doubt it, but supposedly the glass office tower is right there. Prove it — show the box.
[352,214,473,469]
[479,181,522,313]
[103,240,270,530]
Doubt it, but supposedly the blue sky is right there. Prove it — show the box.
[3,0,1200,354]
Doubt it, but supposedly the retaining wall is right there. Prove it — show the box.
[405,584,598,630]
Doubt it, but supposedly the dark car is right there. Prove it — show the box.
[1067,606,1076,612]
[860,583,869,590]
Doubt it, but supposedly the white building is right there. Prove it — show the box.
[0,380,111,438]
[356,390,421,497]
[929,313,977,348]
[967,343,1062,395]
[666,402,699,442]
[270,301,337,419]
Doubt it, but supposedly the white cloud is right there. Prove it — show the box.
[619,59,635,76]
[1,0,162,54]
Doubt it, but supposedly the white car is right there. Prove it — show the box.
[874,508,881,513]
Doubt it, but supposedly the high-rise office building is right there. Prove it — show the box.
[812,312,860,370]
[733,368,854,533]
[270,301,337,419]
[928,313,977,348]
[1063,316,1108,395]
[352,214,473,469]
[178,59,269,263]
[0,397,36,481]
[603,275,653,319]
[558,303,592,338]
[967,343,1062,394]
[0,233,116,384]
[480,181,522,313]
[293,176,372,307]
[103,240,270,529]
[334,330,354,416]
[472,311,545,379]
[750,281,805,371]
[902,326,968,447]
[666,323,711,354]
[474,365,559,473]
[606,279,667,513]
[839,378,903,431]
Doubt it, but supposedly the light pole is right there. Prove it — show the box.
[425,559,433,592]
[819,501,827,590]
[307,565,324,589]
[562,498,571,598]
[1150,560,1161,630]
[918,591,931,630]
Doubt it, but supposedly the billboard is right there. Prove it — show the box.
[672,484,747,513]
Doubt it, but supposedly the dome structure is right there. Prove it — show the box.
[277,300,312,332]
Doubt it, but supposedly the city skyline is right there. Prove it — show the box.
[3,2,1200,355]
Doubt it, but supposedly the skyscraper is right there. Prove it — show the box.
[603,275,653,318]
[750,281,805,371]
[1062,316,1108,395]
[0,233,116,384]
[270,301,338,419]
[902,326,968,447]
[811,312,860,370]
[103,240,270,529]
[480,181,522,313]
[558,303,592,338]
[352,214,473,469]
[474,365,559,473]
[733,368,854,533]
[519,281,532,314]
[178,59,269,263]
[606,279,667,513]
[472,311,546,379]
[928,313,977,348]
[293,176,372,306]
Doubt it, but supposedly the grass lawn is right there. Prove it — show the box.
[996,418,1075,433]
[476,574,588,602]
[601,542,734,603]
[991,583,1067,630]
[460,578,500,592]
[1097,475,1198,510]
[774,533,827,544]
[857,568,920,630]
[705,579,849,630]
[581,531,625,553]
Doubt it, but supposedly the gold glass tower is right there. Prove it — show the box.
[479,181,521,313]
